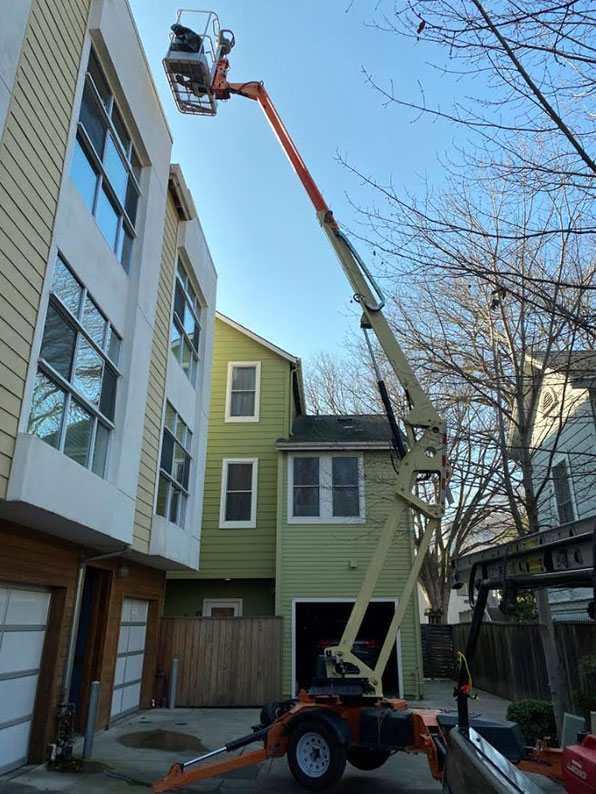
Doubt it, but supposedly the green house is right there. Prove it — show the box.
[166,313,423,698]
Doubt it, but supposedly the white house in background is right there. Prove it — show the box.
[525,351,596,619]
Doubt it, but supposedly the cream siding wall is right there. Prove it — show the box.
[276,450,423,698]
[0,0,90,499]
[189,318,291,578]
[132,193,179,553]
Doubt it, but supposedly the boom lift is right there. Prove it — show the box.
[154,11,594,793]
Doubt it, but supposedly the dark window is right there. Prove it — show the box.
[156,402,192,528]
[70,47,141,271]
[293,457,320,517]
[332,457,360,517]
[553,460,575,524]
[170,260,201,386]
[223,462,255,523]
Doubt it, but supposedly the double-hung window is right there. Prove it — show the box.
[156,403,192,527]
[290,455,363,523]
[225,362,261,422]
[171,260,201,385]
[219,459,258,528]
[27,255,121,476]
[552,457,576,524]
[70,48,141,271]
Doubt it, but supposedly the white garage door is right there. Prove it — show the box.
[111,598,148,718]
[0,586,51,773]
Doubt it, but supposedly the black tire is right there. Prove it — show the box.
[260,700,281,727]
[346,746,391,770]
[287,719,347,791]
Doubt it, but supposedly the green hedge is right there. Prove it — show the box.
[506,700,557,745]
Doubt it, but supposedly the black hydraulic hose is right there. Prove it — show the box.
[377,379,406,459]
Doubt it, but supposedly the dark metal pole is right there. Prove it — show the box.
[169,658,179,709]
[456,583,489,732]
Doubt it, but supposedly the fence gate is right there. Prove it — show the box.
[421,624,455,679]
[157,616,283,707]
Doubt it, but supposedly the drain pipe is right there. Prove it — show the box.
[60,548,128,706]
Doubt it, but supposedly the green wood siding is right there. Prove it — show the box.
[0,0,91,498]
[183,317,292,578]
[276,450,423,698]
[164,578,275,617]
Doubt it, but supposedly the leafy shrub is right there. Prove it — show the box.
[506,700,557,745]
[573,688,596,722]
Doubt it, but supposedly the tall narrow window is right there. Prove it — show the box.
[70,48,141,271]
[156,403,192,527]
[170,260,201,386]
[225,362,261,422]
[27,255,121,477]
[219,459,258,528]
[552,458,576,524]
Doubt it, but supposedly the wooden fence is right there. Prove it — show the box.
[421,624,456,679]
[157,616,283,707]
[452,621,596,709]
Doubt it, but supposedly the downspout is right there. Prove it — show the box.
[60,548,128,706]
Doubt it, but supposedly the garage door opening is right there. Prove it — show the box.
[293,600,401,697]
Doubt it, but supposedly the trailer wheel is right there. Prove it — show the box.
[287,719,346,790]
[346,746,391,770]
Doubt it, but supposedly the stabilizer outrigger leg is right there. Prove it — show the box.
[152,726,271,792]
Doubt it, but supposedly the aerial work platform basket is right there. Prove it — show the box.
[163,10,234,116]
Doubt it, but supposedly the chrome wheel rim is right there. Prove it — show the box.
[296,732,331,777]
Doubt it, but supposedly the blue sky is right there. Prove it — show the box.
[129,0,460,360]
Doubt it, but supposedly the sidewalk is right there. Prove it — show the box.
[0,682,561,794]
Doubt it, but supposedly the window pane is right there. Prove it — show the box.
[173,444,186,486]
[103,135,128,205]
[553,462,574,523]
[156,474,169,517]
[80,82,107,157]
[125,179,138,225]
[96,187,119,249]
[88,50,110,109]
[160,432,174,474]
[232,366,256,391]
[169,487,180,523]
[227,463,252,491]
[92,422,109,477]
[171,320,182,361]
[332,486,359,517]
[225,492,251,522]
[120,227,133,271]
[64,399,93,466]
[111,105,130,155]
[52,258,82,317]
[107,327,121,364]
[83,296,106,346]
[28,371,65,448]
[179,494,187,528]
[193,323,200,352]
[165,403,176,432]
[332,457,358,486]
[100,365,117,421]
[183,304,195,336]
[74,339,103,405]
[131,148,142,184]
[294,457,319,486]
[175,416,186,445]
[40,303,76,380]
[231,391,255,417]
[181,337,192,376]
[174,281,185,322]
[71,138,97,211]
[293,486,319,517]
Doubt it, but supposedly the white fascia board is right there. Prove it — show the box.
[275,441,391,451]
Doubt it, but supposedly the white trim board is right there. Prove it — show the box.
[290,597,403,700]
[219,458,259,529]
[217,312,297,363]
[224,361,261,423]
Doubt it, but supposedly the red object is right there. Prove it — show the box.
[563,734,596,794]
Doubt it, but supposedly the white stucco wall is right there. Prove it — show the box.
[0,0,33,142]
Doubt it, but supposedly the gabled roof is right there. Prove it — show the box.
[216,312,298,364]
[276,414,393,450]
[533,350,596,383]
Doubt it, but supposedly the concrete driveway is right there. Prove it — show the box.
[0,681,562,794]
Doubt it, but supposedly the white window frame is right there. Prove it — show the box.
[203,598,243,617]
[219,458,259,528]
[288,453,365,524]
[224,361,261,423]
[551,453,578,525]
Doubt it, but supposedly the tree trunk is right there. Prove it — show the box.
[536,588,566,736]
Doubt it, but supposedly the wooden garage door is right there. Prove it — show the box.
[0,586,51,773]
[111,598,148,718]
